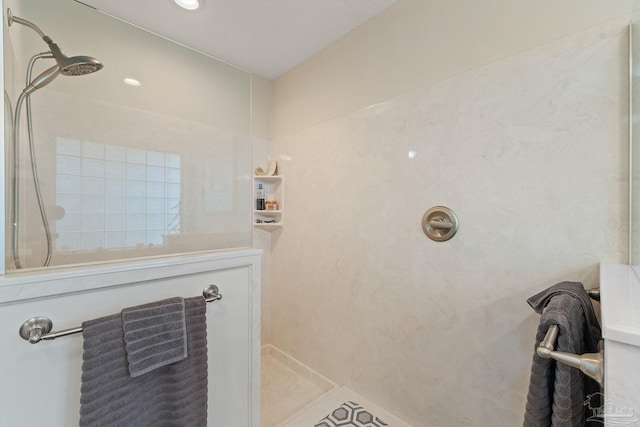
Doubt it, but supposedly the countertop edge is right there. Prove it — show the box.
[600,263,640,347]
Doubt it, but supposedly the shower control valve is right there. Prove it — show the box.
[422,206,459,242]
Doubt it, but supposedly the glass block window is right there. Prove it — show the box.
[55,138,181,252]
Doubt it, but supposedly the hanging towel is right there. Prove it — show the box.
[122,297,187,378]
[523,282,601,427]
[80,296,208,427]
[526,281,601,349]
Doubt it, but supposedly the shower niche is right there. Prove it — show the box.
[253,175,284,231]
[3,0,252,271]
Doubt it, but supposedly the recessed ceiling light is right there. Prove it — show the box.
[175,0,199,10]
[123,78,142,87]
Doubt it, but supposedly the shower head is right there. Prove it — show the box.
[7,9,104,81]
[60,57,103,76]
[48,43,103,76]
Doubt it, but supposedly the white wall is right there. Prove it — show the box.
[270,1,630,425]
[273,0,632,138]
[251,74,272,141]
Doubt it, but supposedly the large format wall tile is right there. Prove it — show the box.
[271,18,628,426]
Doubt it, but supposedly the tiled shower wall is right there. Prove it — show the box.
[269,11,629,427]
[6,0,253,269]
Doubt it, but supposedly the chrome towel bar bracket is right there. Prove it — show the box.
[586,288,600,301]
[19,285,222,344]
[536,325,604,387]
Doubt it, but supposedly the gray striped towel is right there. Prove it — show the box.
[80,296,208,427]
[122,297,187,378]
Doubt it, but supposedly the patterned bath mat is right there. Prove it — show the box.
[315,401,388,427]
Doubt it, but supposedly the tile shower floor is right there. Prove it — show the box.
[261,345,413,427]
[261,345,335,427]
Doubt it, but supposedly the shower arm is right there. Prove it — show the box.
[7,9,53,44]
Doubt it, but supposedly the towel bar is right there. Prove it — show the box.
[18,285,222,344]
[535,288,603,386]
[536,325,604,386]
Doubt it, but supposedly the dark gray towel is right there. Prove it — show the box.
[122,297,187,378]
[80,296,208,427]
[523,282,601,427]
[527,281,601,348]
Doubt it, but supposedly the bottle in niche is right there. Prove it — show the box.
[256,183,265,210]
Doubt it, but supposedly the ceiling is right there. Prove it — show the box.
[76,0,399,80]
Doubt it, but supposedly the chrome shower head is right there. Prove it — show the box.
[48,43,103,76]
[60,57,103,76]
[7,8,104,81]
